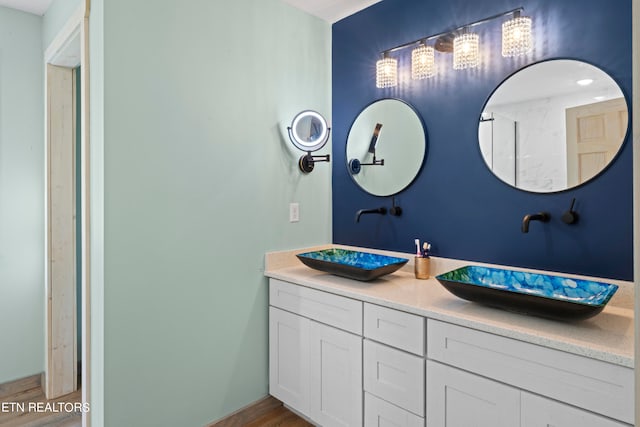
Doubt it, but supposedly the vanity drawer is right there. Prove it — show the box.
[364,339,425,417]
[269,279,362,335]
[427,319,634,424]
[365,392,424,427]
[364,303,425,356]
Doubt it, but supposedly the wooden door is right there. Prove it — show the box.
[566,97,627,187]
[46,64,77,399]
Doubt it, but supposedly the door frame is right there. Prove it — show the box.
[633,1,639,425]
[44,1,91,425]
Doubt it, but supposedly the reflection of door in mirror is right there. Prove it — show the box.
[566,98,628,187]
[479,113,516,186]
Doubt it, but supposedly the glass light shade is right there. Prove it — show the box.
[376,57,398,88]
[411,44,436,79]
[453,33,479,70]
[502,16,532,57]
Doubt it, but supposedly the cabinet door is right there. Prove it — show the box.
[426,361,520,427]
[269,307,310,417]
[363,340,424,416]
[309,321,363,427]
[521,392,631,427]
[365,393,424,427]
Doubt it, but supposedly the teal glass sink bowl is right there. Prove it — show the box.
[297,249,408,281]
[436,266,618,320]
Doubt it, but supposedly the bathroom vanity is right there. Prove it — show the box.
[264,245,634,427]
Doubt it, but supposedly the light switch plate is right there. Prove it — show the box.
[289,203,300,222]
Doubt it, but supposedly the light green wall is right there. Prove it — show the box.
[0,7,44,384]
[89,0,105,424]
[90,0,331,425]
[42,0,81,49]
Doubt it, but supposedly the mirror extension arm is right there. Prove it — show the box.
[349,123,385,175]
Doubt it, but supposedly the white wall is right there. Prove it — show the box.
[89,0,332,425]
[0,7,44,384]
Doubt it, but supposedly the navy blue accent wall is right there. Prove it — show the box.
[332,0,633,280]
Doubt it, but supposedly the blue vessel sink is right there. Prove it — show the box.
[436,266,618,320]
[297,249,408,281]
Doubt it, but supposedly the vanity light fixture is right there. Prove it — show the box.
[502,11,532,57]
[453,29,480,70]
[376,52,398,88]
[411,42,436,79]
[375,7,532,87]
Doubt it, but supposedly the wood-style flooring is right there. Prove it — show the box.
[210,396,313,427]
[1,376,306,427]
[0,375,81,427]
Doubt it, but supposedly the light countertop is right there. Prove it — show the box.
[265,245,635,368]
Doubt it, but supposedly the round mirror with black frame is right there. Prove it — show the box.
[346,99,427,196]
[478,59,629,193]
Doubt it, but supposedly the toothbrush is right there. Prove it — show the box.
[415,239,421,257]
[423,242,429,257]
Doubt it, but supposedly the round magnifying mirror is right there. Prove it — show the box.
[289,110,330,152]
[346,99,426,196]
[479,59,629,193]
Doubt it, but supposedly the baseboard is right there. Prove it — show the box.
[207,395,283,427]
[0,373,42,399]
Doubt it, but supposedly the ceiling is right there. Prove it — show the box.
[280,0,381,23]
[486,60,622,107]
[0,0,52,15]
[1,0,379,20]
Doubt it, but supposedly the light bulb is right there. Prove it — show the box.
[453,33,479,70]
[411,44,436,79]
[502,15,532,57]
[376,56,398,88]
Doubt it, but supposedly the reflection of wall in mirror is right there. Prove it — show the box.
[486,90,616,192]
[479,113,516,187]
[346,101,425,196]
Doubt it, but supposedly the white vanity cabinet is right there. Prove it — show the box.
[269,279,363,427]
[363,303,425,426]
[427,361,630,427]
[426,360,520,427]
[427,319,634,427]
[269,307,310,415]
[521,393,630,427]
[265,268,633,427]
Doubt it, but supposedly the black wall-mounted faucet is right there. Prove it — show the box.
[355,207,387,223]
[561,198,579,224]
[521,212,550,233]
[389,197,402,217]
